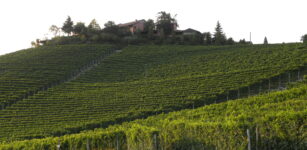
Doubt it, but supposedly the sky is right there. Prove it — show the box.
[0,0,306,55]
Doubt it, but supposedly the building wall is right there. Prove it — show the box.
[134,22,145,32]
[119,20,145,34]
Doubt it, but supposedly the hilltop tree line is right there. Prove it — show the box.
[32,11,307,47]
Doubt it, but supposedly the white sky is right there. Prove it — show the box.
[0,0,306,55]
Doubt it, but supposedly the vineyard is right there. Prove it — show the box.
[0,43,306,148]
[0,44,115,109]
[0,78,306,150]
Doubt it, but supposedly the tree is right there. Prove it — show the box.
[156,11,178,36]
[62,16,74,36]
[301,34,307,44]
[144,19,155,38]
[83,19,101,38]
[213,21,227,45]
[264,36,268,44]
[239,39,246,44]
[88,19,101,31]
[182,34,203,45]
[203,32,212,45]
[49,25,60,37]
[227,37,235,45]
[73,22,87,35]
[103,21,120,35]
[104,21,116,28]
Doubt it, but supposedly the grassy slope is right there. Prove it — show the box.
[0,44,306,142]
[1,78,306,150]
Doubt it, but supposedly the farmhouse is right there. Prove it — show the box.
[118,20,146,34]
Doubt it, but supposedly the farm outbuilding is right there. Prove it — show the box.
[118,20,146,34]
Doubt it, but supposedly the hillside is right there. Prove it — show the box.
[0,44,306,142]
[0,44,115,109]
[1,78,306,150]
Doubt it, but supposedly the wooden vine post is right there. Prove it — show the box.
[247,129,251,150]
[153,133,158,150]
[255,127,259,150]
[57,139,61,150]
[87,138,90,150]
[116,135,119,150]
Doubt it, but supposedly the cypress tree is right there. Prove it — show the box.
[264,36,268,44]
[301,34,307,44]
[213,21,227,45]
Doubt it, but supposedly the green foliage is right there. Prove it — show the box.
[156,11,177,36]
[0,130,126,150]
[46,36,84,45]
[95,33,120,43]
[182,34,203,45]
[104,21,116,28]
[227,37,235,45]
[102,21,129,38]
[264,36,268,44]
[0,44,114,109]
[213,21,227,45]
[49,25,60,37]
[125,124,158,150]
[45,13,246,46]
[123,35,147,45]
[88,19,101,31]
[103,21,118,33]
[143,19,155,39]
[1,80,306,149]
[73,22,87,35]
[203,32,212,45]
[301,34,307,44]
[61,16,74,35]
[0,44,306,143]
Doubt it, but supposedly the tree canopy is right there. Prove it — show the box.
[73,22,87,35]
[42,12,263,46]
[88,19,101,31]
[203,32,212,45]
[104,21,116,28]
[49,25,60,37]
[61,16,74,35]
[213,21,227,45]
[144,19,155,38]
[156,11,178,36]
[103,21,120,35]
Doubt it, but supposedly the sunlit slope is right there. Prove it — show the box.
[76,44,306,82]
[0,44,306,142]
[0,44,114,108]
[1,79,306,150]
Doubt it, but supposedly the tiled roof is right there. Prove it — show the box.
[118,20,145,27]
[183,28,201,33]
